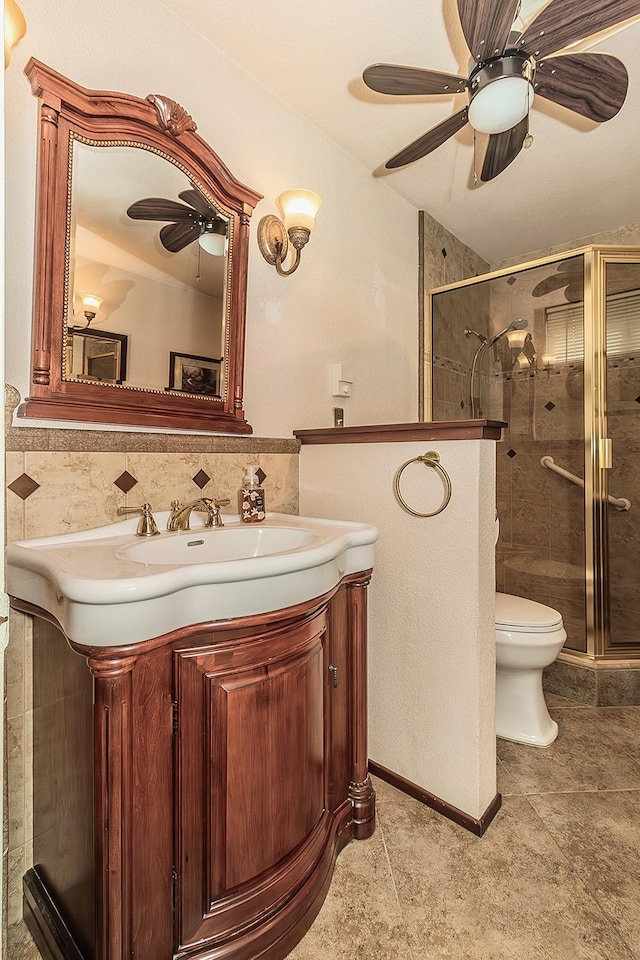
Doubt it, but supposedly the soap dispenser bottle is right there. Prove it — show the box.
[240,465,266,523]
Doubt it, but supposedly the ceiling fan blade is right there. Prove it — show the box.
[127,198,199,222]
[480,115,528,181]
[385,108,468,169]
[159,220,201,252]
[457,0,522,61]
[532,275,576,297]
[178,188,217,219]
[363,63,467,96]
[535,54,628,122]
[516,0,640,60]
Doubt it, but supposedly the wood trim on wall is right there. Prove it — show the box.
[369,760,502,837]
[294,420,506,445]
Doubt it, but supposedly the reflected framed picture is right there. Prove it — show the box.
[66,329,128,384]
[168,352,222,397]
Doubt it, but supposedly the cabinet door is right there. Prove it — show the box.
[175,611,328,949]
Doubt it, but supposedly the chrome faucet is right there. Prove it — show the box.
[167,497,230,532]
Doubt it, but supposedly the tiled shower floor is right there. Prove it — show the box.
[9,695,640,960]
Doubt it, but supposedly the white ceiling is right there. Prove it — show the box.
[158,0,640,262]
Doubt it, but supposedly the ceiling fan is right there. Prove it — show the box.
[126,188,227,255]
[362,0,639,181]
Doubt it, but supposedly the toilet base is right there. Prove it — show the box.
[496,665,559,747]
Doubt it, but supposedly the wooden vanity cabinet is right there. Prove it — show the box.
[19,571,375,960]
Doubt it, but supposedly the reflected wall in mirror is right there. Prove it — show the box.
[68,142,228,396]
[23,60,262,432]
[66,329,128,384]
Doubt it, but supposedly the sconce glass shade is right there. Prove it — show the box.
[82,293,103,315]
[506,328,528,350]
[4,0,26,67]
[278,189,323,233]
[468,76,534,134]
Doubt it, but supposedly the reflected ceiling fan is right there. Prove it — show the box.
[362,0,639,181]
[126,188,227,255]
[532,259,640,301]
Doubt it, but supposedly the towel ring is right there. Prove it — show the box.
[394,451,452,518]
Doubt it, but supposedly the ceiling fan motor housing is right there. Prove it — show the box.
[468,53,535,134]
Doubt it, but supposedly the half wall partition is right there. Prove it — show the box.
[425,245,640,698]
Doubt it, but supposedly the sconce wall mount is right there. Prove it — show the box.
[257,189,322,277]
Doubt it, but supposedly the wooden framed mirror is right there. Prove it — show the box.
[21,59,262,433]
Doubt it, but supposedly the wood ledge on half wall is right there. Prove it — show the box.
[293,420,507,444]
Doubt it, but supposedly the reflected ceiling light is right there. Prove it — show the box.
[4,0,26,67]
[198,220,227,257]
[468,55,534,135]
[257,189,322,277]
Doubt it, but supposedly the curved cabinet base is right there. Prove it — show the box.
[24,796,373,960]
[19,573,374,960]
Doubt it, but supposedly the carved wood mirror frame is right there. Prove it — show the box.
[22,59,262,433]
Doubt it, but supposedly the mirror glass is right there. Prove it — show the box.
[66,139,230,398]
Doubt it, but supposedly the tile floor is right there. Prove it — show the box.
[8,694,640,960]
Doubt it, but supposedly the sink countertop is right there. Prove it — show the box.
[8,513,378,647]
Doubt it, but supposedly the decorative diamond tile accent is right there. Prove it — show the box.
[256,467,267,485]
[635,395,640,404]
[8,473,40,500]
[114,471,138,494]
[544,401,556,411]
[193,469,211,490]
[506,449,517,459]
[460,400,465,409]
[441,247,447,258]
[506,276,516,286]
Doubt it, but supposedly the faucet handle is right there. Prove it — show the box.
[206,497,231,528]
[117,502,160,537]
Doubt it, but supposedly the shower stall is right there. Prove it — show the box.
[426,245,640,701]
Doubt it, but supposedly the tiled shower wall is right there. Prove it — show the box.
[421,212,490,421]
[4,385,299,924]
[494,365,587,651]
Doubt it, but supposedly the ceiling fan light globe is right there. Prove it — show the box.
[198,232,226,257]
[468,76,534,134]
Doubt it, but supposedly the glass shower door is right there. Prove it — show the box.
[603,257,640,653]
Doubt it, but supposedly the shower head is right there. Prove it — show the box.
[464,327,488,344]
[488,318,528,347]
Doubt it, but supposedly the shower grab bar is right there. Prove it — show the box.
[540,456,631,511]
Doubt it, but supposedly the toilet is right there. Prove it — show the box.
[495,592,567,747]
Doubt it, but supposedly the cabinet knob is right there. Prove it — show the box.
[328,664,338,688]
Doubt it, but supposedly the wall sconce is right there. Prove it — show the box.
[539,353,555,376]
[257,189,322,277]
[4,0,26,67]
[506,328,528,351]
[69,293,103,331]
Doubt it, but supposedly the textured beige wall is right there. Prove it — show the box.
[300,439,497,820]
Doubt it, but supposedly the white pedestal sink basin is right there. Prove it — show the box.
[7,513,378,646]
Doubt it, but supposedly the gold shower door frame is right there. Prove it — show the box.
[424,244,640,663]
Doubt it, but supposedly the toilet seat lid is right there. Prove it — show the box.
[496,592,563,630]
